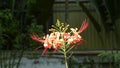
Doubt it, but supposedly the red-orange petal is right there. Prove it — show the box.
[30,33,44,43]
[78,19,89,33]
[35,46,43,50]
[41,48,48,55]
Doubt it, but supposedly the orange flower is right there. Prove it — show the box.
[30,19,88,55]
[63,33,70,40]
[70,19,88,45]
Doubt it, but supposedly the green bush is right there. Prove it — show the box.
[0,9,44,50]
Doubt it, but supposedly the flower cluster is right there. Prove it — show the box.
[30,19,88,55]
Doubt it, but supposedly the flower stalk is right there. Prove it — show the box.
[64,50,68,68]
[62,45,68,68]
[30,19,88,68]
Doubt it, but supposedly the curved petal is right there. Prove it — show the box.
[78,19,89,33]
[41,48,48,55]
[30,33,44,43]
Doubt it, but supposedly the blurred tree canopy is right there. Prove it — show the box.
[0,0,55,50]
[27,0,55,32]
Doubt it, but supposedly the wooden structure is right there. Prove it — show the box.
[53,0,120,50]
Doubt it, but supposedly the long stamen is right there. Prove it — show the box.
[41,48,48,55]
[78,19,89,33]
[35,46,43,50]
[30,34,44,43]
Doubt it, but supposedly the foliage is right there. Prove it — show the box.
[0,9,44,50]
[98,52,120,67]
[0,9,19,49]
[26,0,55,32]
[27,20,44,50]
[0,0,48,50]
[98,52,120,62]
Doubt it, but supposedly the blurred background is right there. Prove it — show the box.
[0,0,120,68]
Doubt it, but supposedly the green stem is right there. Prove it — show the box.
[64,50,68,68]
[66,45,75,53]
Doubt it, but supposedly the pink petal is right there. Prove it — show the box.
[30,33,44,43]
[41,48,48,55]
[78,19,89,33]
[35,46,43,50]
